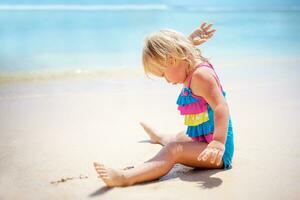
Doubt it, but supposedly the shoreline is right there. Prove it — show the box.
[1,55,300,84]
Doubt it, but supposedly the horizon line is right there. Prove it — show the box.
[0,4,299,12]
[0,4,169,11]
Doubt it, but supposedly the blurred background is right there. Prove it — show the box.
[0,0,299,81]
[1,2,300,199]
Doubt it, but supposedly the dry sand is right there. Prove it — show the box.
[0,64,299,199]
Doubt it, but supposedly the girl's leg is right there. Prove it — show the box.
[140,122,192,146]
[94,141,223,187]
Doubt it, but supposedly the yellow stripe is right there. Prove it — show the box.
[184,112,209,126]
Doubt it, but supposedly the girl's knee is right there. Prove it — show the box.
[164,142,184,160]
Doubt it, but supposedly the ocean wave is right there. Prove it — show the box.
[0,68,143,84]
[0,4,299,12]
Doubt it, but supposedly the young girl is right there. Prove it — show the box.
[93,23,234,187]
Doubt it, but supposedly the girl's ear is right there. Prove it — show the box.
[166,55,176,66]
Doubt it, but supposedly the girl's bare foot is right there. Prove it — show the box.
[93,162,130,187]
[139,122,170,145]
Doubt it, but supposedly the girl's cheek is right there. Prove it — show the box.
[167,74,176,82]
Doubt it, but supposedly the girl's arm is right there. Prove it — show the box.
[190,68,229,165]
[188,22,216,46]
[191,69,229,144]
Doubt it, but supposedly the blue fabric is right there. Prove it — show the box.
[222,121,234,169]
[176,88,199,105]
[222,91,227,97]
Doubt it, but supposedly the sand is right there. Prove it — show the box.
[0,64,299,200]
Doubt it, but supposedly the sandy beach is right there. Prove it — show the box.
[1,0,300,198]
[0,62,299,200]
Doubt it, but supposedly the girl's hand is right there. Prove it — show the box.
[197,140,225,166]
[188,22,216,46]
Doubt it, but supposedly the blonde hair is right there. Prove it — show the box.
[142,29,207,77]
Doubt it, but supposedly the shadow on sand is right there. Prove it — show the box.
[89,163,231,198]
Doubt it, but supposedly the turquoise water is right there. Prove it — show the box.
[0,4,300,78]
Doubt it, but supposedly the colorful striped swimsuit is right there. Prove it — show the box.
[176,62,234,169]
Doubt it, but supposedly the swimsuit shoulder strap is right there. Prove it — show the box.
[186,63,203,88]
[187,62,223,92]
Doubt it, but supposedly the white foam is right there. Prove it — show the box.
[0,4,169,11]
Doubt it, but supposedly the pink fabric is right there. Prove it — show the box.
[177,101,208,115]
[191,133,214,143]
[187,62,224,93]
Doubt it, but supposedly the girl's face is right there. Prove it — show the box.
[163,58,189,85]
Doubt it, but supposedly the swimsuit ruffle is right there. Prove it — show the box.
[186,120,214,137]
[184,111,209,126]
[176,88,199,105]
[176,86,228,138]
[176,87,216,137]
[178,101,207,115]
[191,133,214,143]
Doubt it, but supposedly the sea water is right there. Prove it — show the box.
[0,2,300,80]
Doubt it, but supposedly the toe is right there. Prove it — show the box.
[96,167,107,173]
[96,167,105,171]
[95,165,105,170]
[99,174,109,179]
[97,170,107,175]
[139,122,145,126]
[98,173,108,178]
[94,162,104,167]
[95,165,103,170]
[140,122,149,129]
[96,167,106,172]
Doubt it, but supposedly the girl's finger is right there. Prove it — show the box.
[201,150,211,161]
[204,24,213,31]
[198,149,209,161]
[200,22,207,29]
[216,151,223,166]
[210,149,218,164]
[197,150,206,161]
[207,29,216,34]
[205,32,214,39]
[193,29,203,36]
[216,150,224,165]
